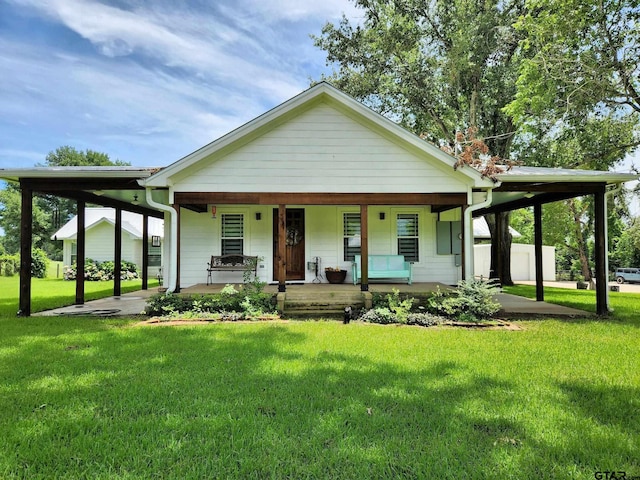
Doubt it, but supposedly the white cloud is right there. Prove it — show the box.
[0,0,359,167]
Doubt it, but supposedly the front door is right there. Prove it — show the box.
[273,208,305,281]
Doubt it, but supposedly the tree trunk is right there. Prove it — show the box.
[568,199,594,288]
[486,212,514,286]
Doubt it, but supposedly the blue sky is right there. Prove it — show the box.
[0,0,361,169]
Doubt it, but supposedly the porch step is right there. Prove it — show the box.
[282,291,365,318]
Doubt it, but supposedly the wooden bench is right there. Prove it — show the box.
[207,255,258,285]
[352,254,413,285]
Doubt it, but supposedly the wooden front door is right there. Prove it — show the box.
[273,208,305,281]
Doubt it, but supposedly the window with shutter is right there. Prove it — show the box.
[343,213,361,261]
[397,213,419,262]
[221,214,244,255]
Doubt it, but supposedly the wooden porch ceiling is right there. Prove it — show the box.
[19,177,164,219]
[473,182,608,217]
[174,192,468,206]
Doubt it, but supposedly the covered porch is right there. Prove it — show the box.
[33,282,594,319]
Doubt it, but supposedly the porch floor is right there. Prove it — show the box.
[34,283,594,318]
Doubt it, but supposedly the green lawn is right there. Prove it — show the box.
[0,277,158,317]
[0,283,638,479]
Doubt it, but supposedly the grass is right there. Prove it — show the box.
[0,281,638,478]
[504,284,640,326]
[0,277,159,317]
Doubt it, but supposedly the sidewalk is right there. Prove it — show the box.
[34,289,158,317]
[516,280,640,294]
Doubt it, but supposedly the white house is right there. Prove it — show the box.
[52,208,164,277]
[2,82,637,315]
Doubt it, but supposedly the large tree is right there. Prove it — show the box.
[0,146,128,258]
[314,0,526,284]
[505,0,640,285]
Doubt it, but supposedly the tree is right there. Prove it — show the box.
[505,0,640,284]
[314,0,526,285]
[508,0,640,124]
[0,183,51,254]
[0,146,128,258]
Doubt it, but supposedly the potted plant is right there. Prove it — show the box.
[325,267,347,284]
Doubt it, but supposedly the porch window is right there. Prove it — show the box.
[147,241,162,267]
[221,214,244,255]
[343,213,361,261]
[397,213,419,262]
[71,241,77,266]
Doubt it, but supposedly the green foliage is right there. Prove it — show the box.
[0,250,48,278]
[313,0,524,158]
[427,280,501,321]
[64,259,139,281]
[610,216,640,269]
[0,183,52,255]
[0,146,129,258]
[144,284,276,319]
[386,288,414,324]
[30,248,49,279]
[359,288,444,327]
[509,208,534,244]
[0,254,18,277]
[359,307,396,325]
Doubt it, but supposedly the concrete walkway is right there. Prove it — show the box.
[34,284,594,318]
[35,288,158,317]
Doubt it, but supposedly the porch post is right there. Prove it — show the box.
[534,203,544,302]
[278,204,287,292]
[173,204,181,293]
[360,204,369,291]
[142,213,149,290]
[18,183,32,317]
[114,207,122,296]
[594,187,609,315]
[494,212,505,284]
[75,200,86,305]
[460,205,466,280]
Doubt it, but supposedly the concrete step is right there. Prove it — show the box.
[282,291,364,316]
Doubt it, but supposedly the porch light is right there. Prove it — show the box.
[132,194,140,205]
[255,212,262,220]
[379,212,385,220]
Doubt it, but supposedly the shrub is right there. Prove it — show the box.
[406,312,447,327]
[0,251,48,278]
[64,259,139,281]
[426,280,501,322]
[144,284,277,319]
[359,307,396,325]
[30,249,50,278]
[0,254,18,277]
[386,288,414,324]
[145,293,192,316]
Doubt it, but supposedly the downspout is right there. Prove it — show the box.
[604,183,623,310]
[463,188,493,281]
[145,187,178,293]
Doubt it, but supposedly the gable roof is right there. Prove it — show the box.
[143,82,495,189]
[52,208,164,240]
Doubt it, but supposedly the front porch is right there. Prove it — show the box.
[181,282,450,317]
[34,282,593,318]
[179,282,590,318]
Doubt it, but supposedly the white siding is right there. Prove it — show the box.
[172,102,470,194]
[178,205,463,287]
[62,222,151,273]
[474,244,556,281]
